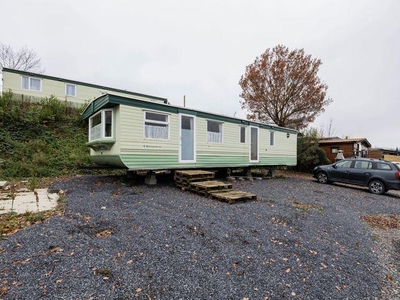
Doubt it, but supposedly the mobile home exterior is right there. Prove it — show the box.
[82,94,297,170]
[1,68,167,106]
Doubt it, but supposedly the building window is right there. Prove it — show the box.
[207,120,223,143]
[331,147,339,154]
[240,126,246,143]
[144,111,169,140]
[269,131,275,146]
[89,109,113,141]
[21,76,42,91]
[65,84,76,97]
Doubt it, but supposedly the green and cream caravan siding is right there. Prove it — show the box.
[1,68,167,106]
[82,94,298,170]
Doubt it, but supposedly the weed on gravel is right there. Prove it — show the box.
[361,214,400,229]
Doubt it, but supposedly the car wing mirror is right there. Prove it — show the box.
[332,164,337,169]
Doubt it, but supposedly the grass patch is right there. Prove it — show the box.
[0,210,57,237]
[361,214,400,229]
[0,193,66,238]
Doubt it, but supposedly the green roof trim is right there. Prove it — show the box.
[2,67,168,103]
[82,94,298,134]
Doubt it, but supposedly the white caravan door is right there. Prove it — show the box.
[179,114,196,163]
[250,126,259,162]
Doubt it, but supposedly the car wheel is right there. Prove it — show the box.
[317,172,329,184]
[368,180,386,195]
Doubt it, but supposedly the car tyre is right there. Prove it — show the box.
[368,180,386,195]
[317,172,329,184]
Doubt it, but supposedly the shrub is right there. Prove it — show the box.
[296,128,330,173]
[0,93,92,179]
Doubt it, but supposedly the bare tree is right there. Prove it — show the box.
[325,118,336,137]
[239,45,332,130]
[318,119,336,138]
[0,43,44,73]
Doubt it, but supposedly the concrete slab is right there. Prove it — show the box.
[0,188,60,215]
[0,181,7,189]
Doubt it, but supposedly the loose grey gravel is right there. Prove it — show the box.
[1,173,400,299]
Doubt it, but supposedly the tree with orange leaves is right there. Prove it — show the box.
[239,45,332,130]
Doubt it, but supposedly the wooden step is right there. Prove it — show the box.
[209,190,257,204]
[174,170,215,181]
[188,180,233,196]
[174,176,215,185]
[174,170,216,189]
[175,170,215,177]
[174,169,257,204]
[190,180,232,191]
[174,175,215,182]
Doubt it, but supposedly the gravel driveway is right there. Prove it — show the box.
[1,173,400,299]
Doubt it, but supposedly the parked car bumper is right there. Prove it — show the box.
[385,180,400,191]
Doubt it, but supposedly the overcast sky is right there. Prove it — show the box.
[1,0,399,148]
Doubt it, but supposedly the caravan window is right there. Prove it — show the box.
[240,126,246,143]
[65,84,77,97]
[270,131,275,146]
[104,110,112,137]
[207,120,223,143]
[89,109,113,141]
[144,111,169,140]
[21,76,42,91]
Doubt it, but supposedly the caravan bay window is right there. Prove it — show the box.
[89,109,113,141]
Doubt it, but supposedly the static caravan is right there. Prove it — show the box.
[2,68,168,106]
[81,94,297,171]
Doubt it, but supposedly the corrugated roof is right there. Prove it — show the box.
[319,138,371,147]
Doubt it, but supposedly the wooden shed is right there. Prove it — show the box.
[318,137,371,162]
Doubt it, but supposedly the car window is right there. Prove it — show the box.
[336,160,352,168]
[376,162,392,170]
[354,161,372,169]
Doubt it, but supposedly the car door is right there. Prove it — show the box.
[330,160,354,182]
[348,160,374,185]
